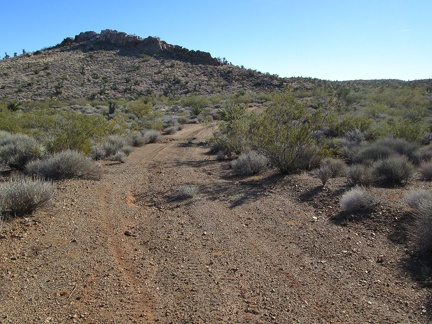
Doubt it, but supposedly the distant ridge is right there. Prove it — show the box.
[57,29,222,66]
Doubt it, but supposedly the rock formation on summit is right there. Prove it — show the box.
[58,30,221,66]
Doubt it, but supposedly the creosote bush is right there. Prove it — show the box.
[340,187,376,213]
[231,151,269,176]
[26,150,101,180]
[0,176,55,216]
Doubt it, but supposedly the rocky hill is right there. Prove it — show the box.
[0,30,285,102]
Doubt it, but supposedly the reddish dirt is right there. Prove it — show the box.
[1,123,432,323]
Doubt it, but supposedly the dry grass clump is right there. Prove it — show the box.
[0,176,55,216]
[231,151,269,176]
[26,150,101,180]
[339,187,376,213]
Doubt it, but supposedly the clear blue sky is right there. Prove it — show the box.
[1,0,431,81]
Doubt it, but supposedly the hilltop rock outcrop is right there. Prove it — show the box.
[58,29,221,66]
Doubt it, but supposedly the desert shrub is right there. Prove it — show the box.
[412,145,432,165]
[405,190,432,209]
[231,151,269,176]
[347,164,374,186]
[344,128,366,144]
[177,185,199,199]
[211,117,251,158]
[182,96,209,116]
[353,141,395,164]
[340,187,376,213]
[218,103,246,122]
[26,150,101,180]
[316,165,332,187]
[110,151,127,163]
[378,137,419,158]
[0,132,45,170]
[320,158,347,177]
[102,136,127,156]
[164,125,179,135]
[0,176,55,216]
[419,161,432,181]
[411,199,432,255]
[372,156,414,186]
[91,135,132,161]
[129,132,147,147]
[250,97,321,174]
[143,130,160,143]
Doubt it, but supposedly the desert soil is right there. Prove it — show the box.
[1,123,431,323]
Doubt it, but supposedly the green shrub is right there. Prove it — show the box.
[231,151,269,176]
[211,117,251,158]
[372,156,414,186]
[26,150,101,180]
[250,97,321,174]
[182,95,209,116]
[0,176,55,216]
[340,187,376,213]
[0,132,45,170]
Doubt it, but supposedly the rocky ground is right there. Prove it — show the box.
[1,123,432,323]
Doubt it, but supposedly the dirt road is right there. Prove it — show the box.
[0,124,430,323]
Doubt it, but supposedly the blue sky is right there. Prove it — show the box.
[1,0,431,81]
